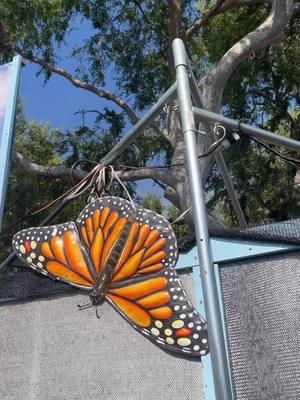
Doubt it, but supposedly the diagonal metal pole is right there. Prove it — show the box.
[172,38,233,400]
[0,183,86,271]
[185,53,247,228]
[0,84,178,272]
[102,83,177,163]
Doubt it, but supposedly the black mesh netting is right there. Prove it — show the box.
[178,218,300,252]
[1,217,300,303]
[220,251,300,399]
[0,273,205,400]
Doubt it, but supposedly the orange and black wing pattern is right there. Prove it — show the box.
[76,197,135,276]
[76,197,177,281]
[77,197,208,356]
[12,196,209,357]
[12,222,96,289]
[11,198,134,289]
[106,272,208,357]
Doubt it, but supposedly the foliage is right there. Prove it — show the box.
[0,0,79,65]
[201,6,300,127]
[210,138,296,225]
[141,193,191,242]
[0,0,173,106]
[141,193,164,214]
[167,205,191,242]
[0,107,72,258]
[199,5,300,226]
[0,0,299,239]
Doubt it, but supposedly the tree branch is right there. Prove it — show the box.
[167,0,183,71]
[13,151,86,182]
[9,45,139,125]
[167,0,183,40]
[1,26,174,143]
[116,169,177,188]
[203,0,294,111]
[186,0,226,41]
[186,0,272,41]
[13,151,178,189]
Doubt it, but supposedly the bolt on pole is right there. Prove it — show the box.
[172,38,233,400]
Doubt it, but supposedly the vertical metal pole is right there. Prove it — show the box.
[172,38,233,400]
[185,54,247,228]
[0,55,22,228]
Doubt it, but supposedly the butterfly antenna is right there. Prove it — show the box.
[77,302,93,310]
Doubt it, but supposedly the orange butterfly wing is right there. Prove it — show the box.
[12,222,95,289]
[12,199,134,289]
[76,198,133,275]
[106,272,208,356]
[78,197,208,356]
[76,197,178,281]
[13,197,209,356]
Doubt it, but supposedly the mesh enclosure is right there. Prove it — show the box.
[220,218,300,245]
[0,267,75,304]
[1,215,300,399]
[0,272,204,400]
[178,218,300,252]
[220,251,300,400]
[2,218,300,303]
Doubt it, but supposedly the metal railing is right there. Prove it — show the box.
[3,38,300,400]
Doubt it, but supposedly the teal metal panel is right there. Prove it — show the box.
[176,239,300,400]
[192,265,216,400]
[0,55,22,227]
[176,238,299,269]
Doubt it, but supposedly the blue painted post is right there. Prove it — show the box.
[192,265,217,400]
[0,55,22,228]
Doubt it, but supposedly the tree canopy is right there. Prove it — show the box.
[0,0,299,245]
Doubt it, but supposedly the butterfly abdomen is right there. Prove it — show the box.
[92,213,136,302]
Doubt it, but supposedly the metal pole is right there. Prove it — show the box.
[193,106,300,153]
[0,55,22,228]
[102,83,177,164]
[213,153,247,227]
[185,55,247,228]
[0,84,177,271]
[0,186,85,272]
[172,38,233,400]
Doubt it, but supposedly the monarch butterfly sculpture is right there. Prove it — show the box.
[12,196,208,357]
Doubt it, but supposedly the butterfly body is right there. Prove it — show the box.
[12,196,209,357]
[90,211,136,305]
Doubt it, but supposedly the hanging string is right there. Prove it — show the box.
[0,164,105,237]
[170,206,192,225]
[1,124,228,235]
[244,135,300,170]
[111,166,136,209]
[87,166,109,202]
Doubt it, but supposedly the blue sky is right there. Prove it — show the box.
[21,62,107,131]
[18,22,165,204]
[20,20,118,130]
